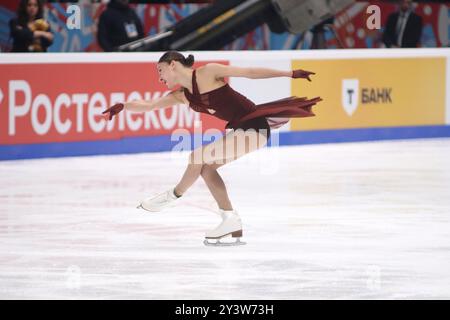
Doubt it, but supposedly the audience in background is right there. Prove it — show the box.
[4,0,431,52]
[382,0,423,48]
[97,0,144,52]
[9,0,54,52]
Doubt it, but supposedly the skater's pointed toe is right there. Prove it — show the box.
[139,202,162,212]
[138,188,180,212]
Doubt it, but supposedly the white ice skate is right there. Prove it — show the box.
[204,209,246,246]
[137,188,180,212]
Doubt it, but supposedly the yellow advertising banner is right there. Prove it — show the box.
[291,58,446,131]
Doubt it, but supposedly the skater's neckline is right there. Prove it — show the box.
[184,69,229,96]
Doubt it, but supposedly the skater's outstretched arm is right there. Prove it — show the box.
[102,89,187,120]
[205,63,316,81]
[125,89,186,112]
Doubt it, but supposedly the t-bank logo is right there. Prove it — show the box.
[342,79,393,116]
[342,79,359,116]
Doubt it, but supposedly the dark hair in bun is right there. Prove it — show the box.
[184,54,194,67]
[158,51,195,67]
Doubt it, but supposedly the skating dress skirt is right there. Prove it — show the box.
[183,69,322,140]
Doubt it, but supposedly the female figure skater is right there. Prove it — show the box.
[102,51,321,246]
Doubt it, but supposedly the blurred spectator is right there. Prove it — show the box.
[382,0,422,48]
[9,0,53,52]
[97,0,144,52]
[311,17,336,49]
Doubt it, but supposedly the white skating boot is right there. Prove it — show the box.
[137,188,180,212]
[204,209,245,246]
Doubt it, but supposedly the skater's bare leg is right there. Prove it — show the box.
[173,162,203,196]
[200,164,233,210]
[175,129,268,202]
[174,130,267,196]
[173,162,232,210]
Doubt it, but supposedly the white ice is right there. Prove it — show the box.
[1,138,450,299]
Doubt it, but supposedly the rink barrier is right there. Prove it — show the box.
[1,124,450,161]
[1,49,450,160]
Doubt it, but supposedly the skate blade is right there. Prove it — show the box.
[136,203,163,212]
[203,238,246,247]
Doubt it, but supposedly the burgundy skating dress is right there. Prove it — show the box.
[183,69,322,139]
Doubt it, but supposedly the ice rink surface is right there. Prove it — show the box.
[1,137,450,299]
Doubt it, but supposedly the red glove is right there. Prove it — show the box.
[102,103,124,120]
[292,69,315,82]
